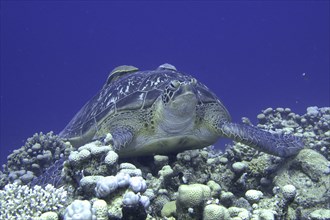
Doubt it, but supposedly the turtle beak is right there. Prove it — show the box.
[171,81,197,112]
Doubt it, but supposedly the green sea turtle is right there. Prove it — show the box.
[59,63,303,158]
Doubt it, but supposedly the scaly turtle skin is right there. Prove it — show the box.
[59,63,304,158]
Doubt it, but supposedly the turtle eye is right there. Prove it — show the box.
[190,78,197,85]
[169,80,180,90]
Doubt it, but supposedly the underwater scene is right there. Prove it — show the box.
[0,2,329,220]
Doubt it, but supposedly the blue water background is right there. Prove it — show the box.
[1,1,329,166]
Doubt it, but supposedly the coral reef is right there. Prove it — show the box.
[64,200,95,220]
[0,132,72,188]
[0,183,68,219]
[0,106,329,219]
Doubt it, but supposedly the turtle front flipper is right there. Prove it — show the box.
[220,123,304,157]
[110,127,134,151]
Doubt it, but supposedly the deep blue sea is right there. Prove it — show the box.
[0,1,329,166]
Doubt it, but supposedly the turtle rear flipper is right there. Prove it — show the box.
[221,123,304,157]
[30,157,66,187]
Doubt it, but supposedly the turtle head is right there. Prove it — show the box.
[158,78,198,133]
